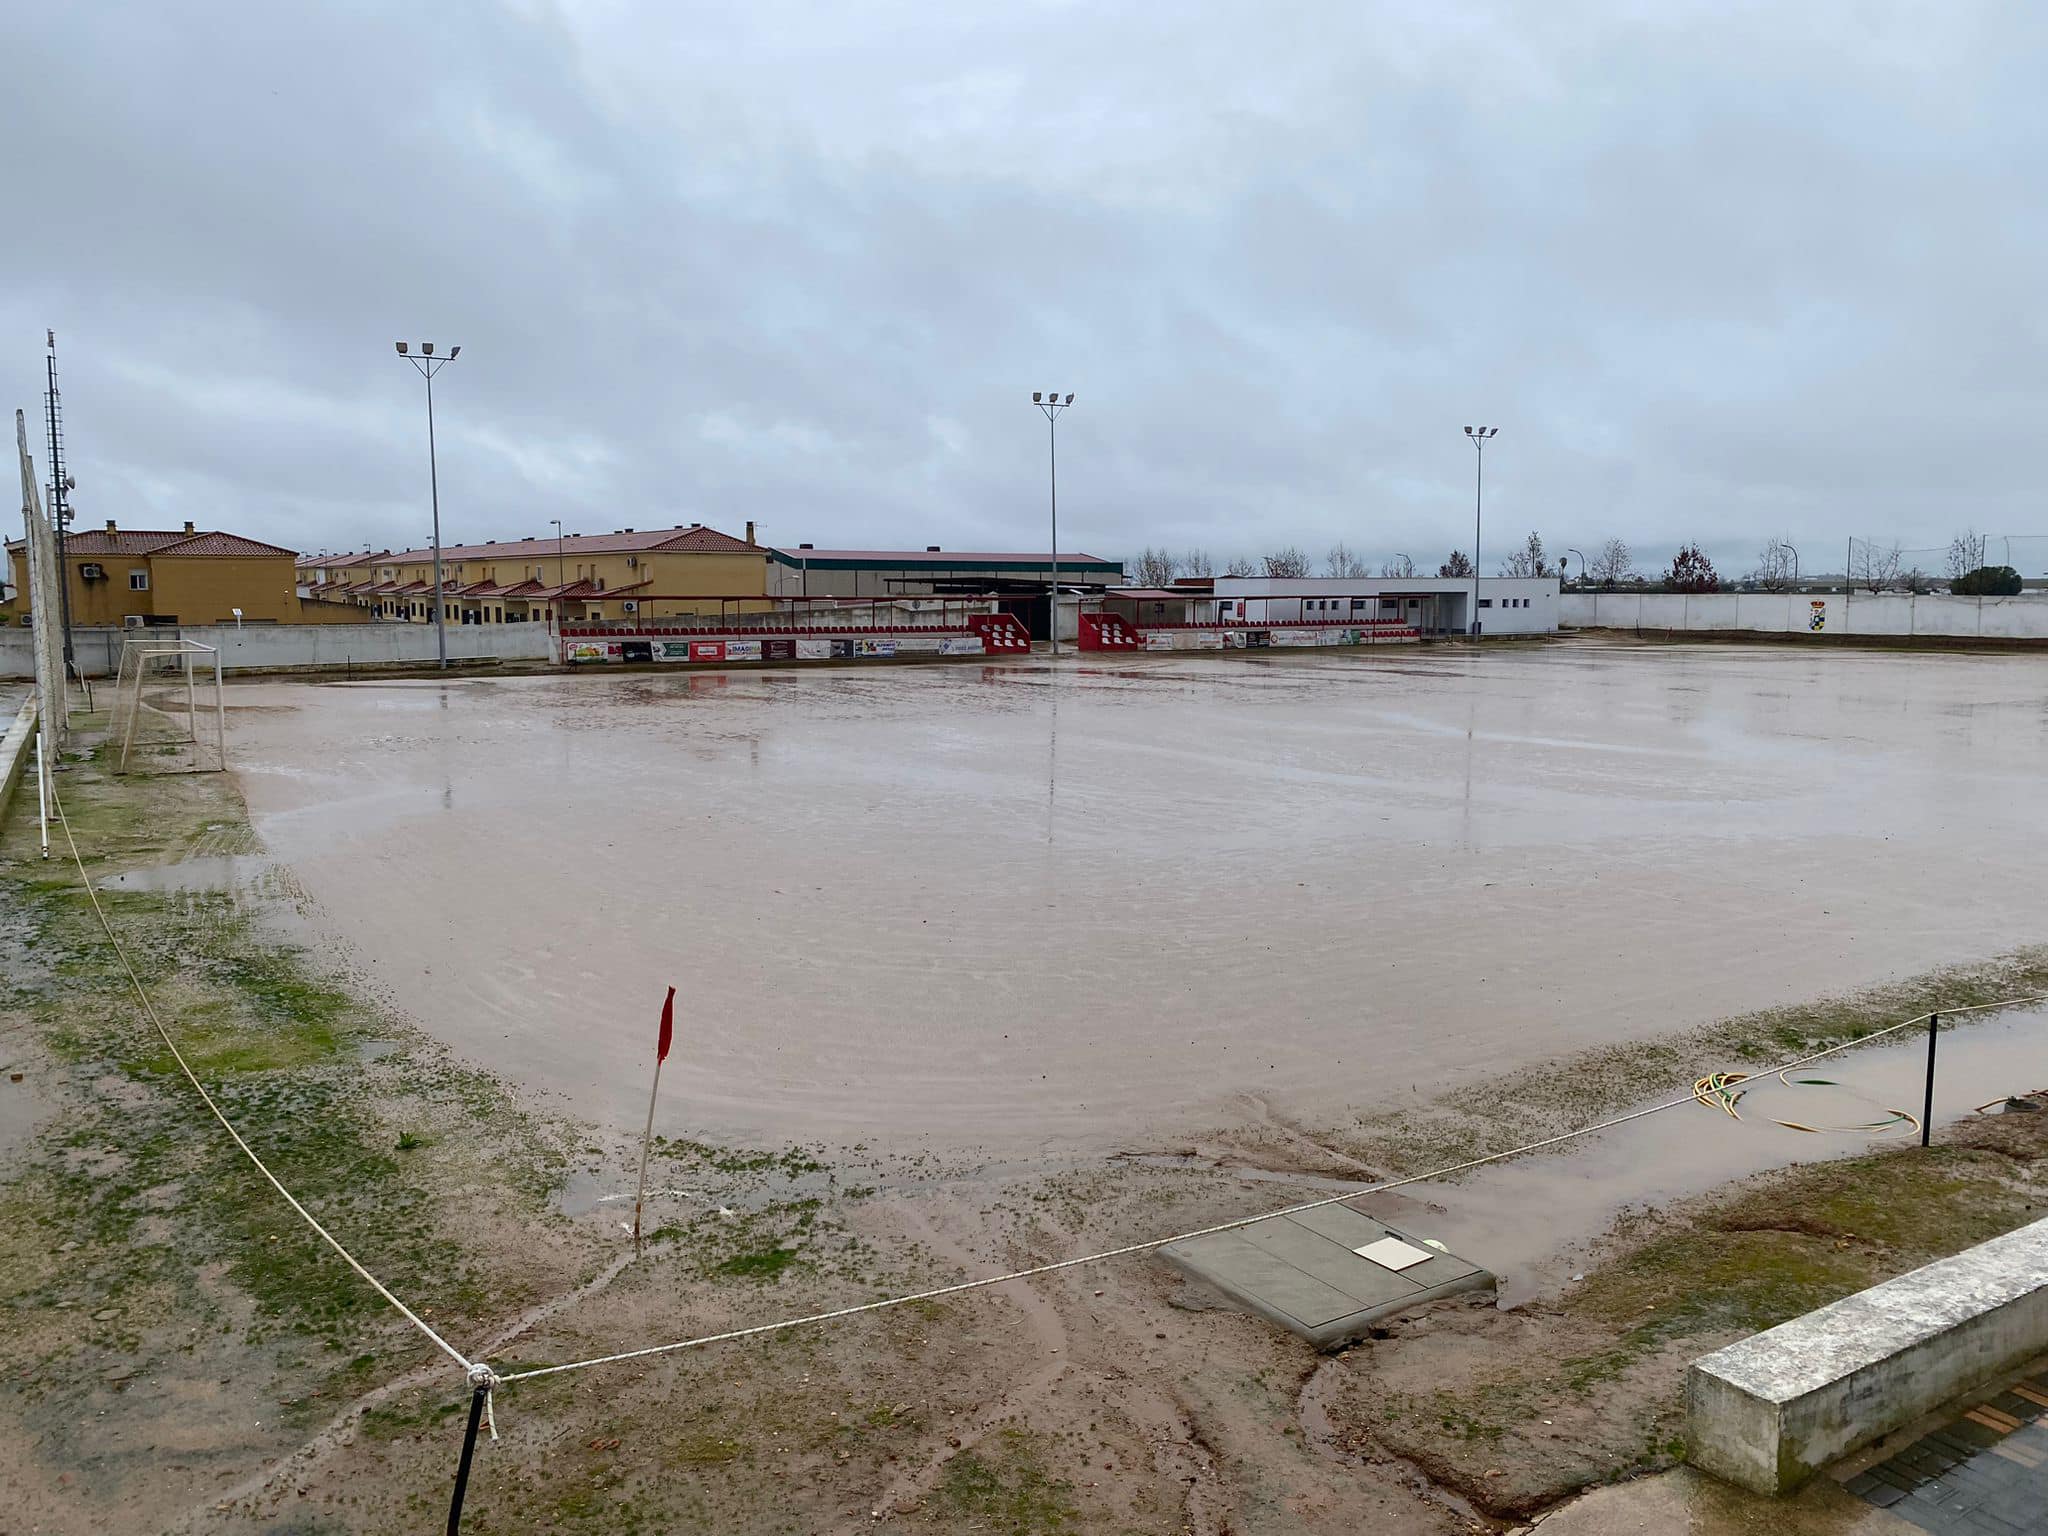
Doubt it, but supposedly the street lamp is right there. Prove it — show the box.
[1033,391,1075,653]
[549,517,565,631]
[1463,426,1498,639]
[394,341,461,668]
[1567,546,1586,589]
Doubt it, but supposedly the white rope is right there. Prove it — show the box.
[495,994,2042,1385]
[49,781,475,1378]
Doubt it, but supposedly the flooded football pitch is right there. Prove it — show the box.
[225,639,2048,1152]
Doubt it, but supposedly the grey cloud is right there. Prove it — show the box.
[5,1,2042,579]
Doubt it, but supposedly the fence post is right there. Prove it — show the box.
[1921,1012,1939,1148]
[445,1385,487,1534]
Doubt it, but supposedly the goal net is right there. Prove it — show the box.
[112,636,226,774]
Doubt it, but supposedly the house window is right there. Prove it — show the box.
[129,569,150,591]
[1478,598,1493,609]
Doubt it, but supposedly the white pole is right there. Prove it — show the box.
[213,648,226,772]
[34,727,49,860]
[632,1055,665,1257]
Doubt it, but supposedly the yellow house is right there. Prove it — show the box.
[313,522,777,625]
[5,520,357,627]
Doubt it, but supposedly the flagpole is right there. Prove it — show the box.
[633,986,676,1258]
[632,1056,663,1257]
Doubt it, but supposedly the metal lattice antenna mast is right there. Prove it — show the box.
[44,332,75,673]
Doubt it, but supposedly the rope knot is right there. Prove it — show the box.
[467,1363,501,1442]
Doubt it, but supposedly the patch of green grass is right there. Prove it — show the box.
[936,1431,1077,1534]
[714,1245,800,1280]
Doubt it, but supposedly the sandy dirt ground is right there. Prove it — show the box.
[8,639,2048,1535]
[224,638,2048,1153]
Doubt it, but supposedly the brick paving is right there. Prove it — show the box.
[1846,1372,2048,1534]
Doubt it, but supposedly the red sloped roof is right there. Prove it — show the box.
[153,531,299,557]
[380,524,760,562]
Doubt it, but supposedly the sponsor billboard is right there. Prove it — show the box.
[829,639,855,659]
[940,636,985,655]
[655,640,694,661]
[764,638,797,661]
[564,641,621,663]
[853,638,897,658]
[689,641,726,662]
[796,637,832,660]
[724,639,763,661]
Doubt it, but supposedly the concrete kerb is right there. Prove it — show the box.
[1686,1214,2048,1494]
[0,695,37,824]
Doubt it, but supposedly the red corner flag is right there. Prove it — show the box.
[656,986,676,1064]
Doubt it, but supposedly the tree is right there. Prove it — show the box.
[1262,546,1312,578]
[1850,538,1903,593]
[1132,547,1178,588]
[1380,554,1416,578]
[1664,543,1720,592]
[1224,555,1257,577]
[1324,542,1369,579]
[1498,531,1552,578]
[1588,538,1635,589]
[1439,550,1474,578]
[1181,548,1214,579]
[1947,530,1988,580]
[1953,564,2022,596]
[1750,537,1798,592]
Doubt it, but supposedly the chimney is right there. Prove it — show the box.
[745,520,756,545]
[182,520,195,534]
[106,519,117,532]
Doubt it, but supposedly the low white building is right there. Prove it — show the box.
[1212,576,1560,636]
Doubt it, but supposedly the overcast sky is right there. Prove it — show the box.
[6,2,2042,578]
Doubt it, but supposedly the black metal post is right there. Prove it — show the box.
[446,1386,487,1535]
[1921,1012,1939,1148]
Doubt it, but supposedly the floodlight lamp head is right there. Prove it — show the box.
[449,346,460,359]
[1064,393,1074,404]
[421,342,434,356]
[1033,392,1042,403]
[395,342,408,354]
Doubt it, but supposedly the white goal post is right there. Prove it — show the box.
[112,636,227,774]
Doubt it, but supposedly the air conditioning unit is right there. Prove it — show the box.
[621,600,639,614]
[79,562,106,581]
[123,614,146,628]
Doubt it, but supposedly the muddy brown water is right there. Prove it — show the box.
[221,641,2048,1156]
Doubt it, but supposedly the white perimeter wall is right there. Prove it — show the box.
[0,623,557,679]
[1562,592,2048,640]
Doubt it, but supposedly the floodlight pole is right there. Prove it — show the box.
[1034,393,1074,653]
[1464,426,1498,640]
[396,344,461,668]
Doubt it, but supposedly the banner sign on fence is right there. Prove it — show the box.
[854,638,897,657]
[765,638,796,660]
[655,640,693,660]
[689,640,726,662]
[565,641,621,663]
[724,639,762,661]
[797,637,832,660]
[941,636,985,655]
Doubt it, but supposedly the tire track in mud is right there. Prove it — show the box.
[172,1248,639,1531]
[831,1199,1072,1530]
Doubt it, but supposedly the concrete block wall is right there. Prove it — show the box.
[1688,1215,2048,1493]
[1562,591,2048,640]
